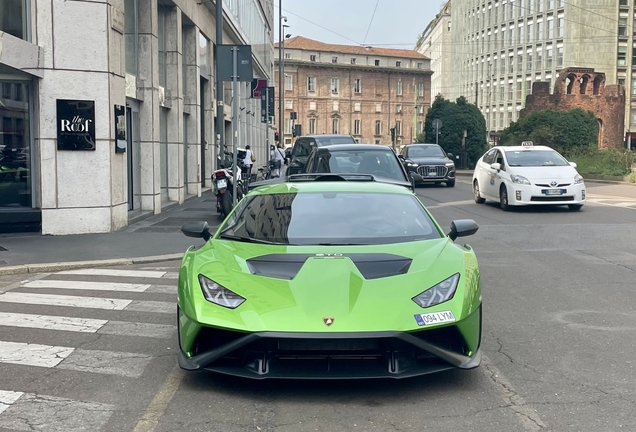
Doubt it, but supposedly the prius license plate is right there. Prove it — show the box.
[544,189,565,195]
[217,179,227,189]
[414,311,456,326]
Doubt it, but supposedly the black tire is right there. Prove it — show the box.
[473,181,486,204]
[446,179,456,187]
[221,191,233,217]
[499,185,510,211]
[568,204,583,211]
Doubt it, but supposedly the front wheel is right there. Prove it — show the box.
[473,181,485,204]
[446,179,456,187]
[499,185,510,211]
[568,204,583,211]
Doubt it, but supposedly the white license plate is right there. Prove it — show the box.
[544,189,564,195]
[216,179,227,189]
[414,310,456,326]
[427,170,437,176]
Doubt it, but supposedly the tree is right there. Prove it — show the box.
[499,108,598,155]
[417,96,488,167]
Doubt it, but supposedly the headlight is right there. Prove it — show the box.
[510,174,531,185]
[198,275,246,309]
[574,174,584,184]
[407,162,419,168]
[445,162,455,167]
[412,273,460,308]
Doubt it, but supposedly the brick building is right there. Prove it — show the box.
[274,36,432,147]
[520,68,625,149]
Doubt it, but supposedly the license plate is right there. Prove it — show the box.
[427,169,437,176]
[216,179,227,189]
[543,189,565,195]
[414,311,456,326]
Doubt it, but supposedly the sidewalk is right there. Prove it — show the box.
[0,192,221,269]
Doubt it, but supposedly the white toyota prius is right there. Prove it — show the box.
[472,143,586,211]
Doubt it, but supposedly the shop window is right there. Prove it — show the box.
[0,0,27,40]
[125,0,139,76]
[158,6,167,88]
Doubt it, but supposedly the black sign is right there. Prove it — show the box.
[57,99,96,151]
[261,86,275,123]
[114,105,126,153]
[216,45,254,82]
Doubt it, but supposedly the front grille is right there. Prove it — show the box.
[278,339,380,352]
[417,165,448,178]
[535,183,571,187]
[531,196,575,202]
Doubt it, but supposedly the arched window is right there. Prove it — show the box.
[580,75,590,94]
[566,74,576,94]
[593,76,603,95]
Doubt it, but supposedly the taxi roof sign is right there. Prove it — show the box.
[521,141,534,147]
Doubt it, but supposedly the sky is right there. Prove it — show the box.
[274,0,447,49]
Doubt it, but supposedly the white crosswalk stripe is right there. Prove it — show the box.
[0,264,179,430]
[586,197,636,209]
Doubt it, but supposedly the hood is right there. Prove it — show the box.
[185,238,474,332]
[509,165,579,182]
[408,156,452,165]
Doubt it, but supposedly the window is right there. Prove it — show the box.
[618,46,627,66]
[158,7,167,87]
[375,139,381,144]
[331,78,339,94]
[125,0,139,75]
[285,100,293,109]
[285,53,291,59]
[354,120,361,135]
[508,81,514,98]
[332,119,339,134]
[396,104,402,113]
[309,118,316,134]
[527,22,533,43]
[309,102,316,111]
[418,105,425,114]
[354,79,361,93]
[556,46,563,66]
[285,118,292,134]
[396,121,402,135]
[516,80,523,98]
[351,58,357,64]
[375,103,382,113]
[332,56,338,63]
[375,120,382,135]
[527,51,533,70]
[417,83,424,97]
[310,55,316,61]
[619,17,628,36]
[557,17,564,37]
[307,77,316,92]
[333,100,339,111]
[396,81,403,95]
[417,121,424,133]
[396,61,402,67]
[518,24,524,43]
[558,0,564,7]
[517,53,523,70]
[548,0,554,8]
[375,59,381,66]
[536,47,543,69]
[537,21,544,40]
[0,0,28,40]
[546,45,553,67]
[417,62,423,69]
[354,102,361,112]
[537,0,543,12]
[285,75,293,91]
[547,17,554,39]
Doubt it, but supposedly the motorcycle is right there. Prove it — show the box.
[212,149,246,219]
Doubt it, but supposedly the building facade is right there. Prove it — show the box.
[445,0,632,145]
[0,0,274,235]
[274,36,432,147]
[417,1,452,102]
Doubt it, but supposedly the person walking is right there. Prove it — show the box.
[272,143,286,178]
[244,145,254,179]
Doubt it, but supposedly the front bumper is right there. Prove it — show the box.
[507,182,586,206]
[177,304,482,379]
[409,165,456,183]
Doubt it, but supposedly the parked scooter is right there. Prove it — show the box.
[212,148,246,218]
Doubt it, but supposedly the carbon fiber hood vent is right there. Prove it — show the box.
[246,253,412,280]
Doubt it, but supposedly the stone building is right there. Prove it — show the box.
[0,0,274,234]
[274,36,432,147]
[416,0,452,103]
[520,68,625,149]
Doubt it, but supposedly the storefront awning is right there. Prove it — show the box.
[0,31,43,78]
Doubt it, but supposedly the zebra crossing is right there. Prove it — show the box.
[586,195,636,210]
[0,264,181,432]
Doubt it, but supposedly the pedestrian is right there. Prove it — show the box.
[244,145,255,179]
[271,143,286,178]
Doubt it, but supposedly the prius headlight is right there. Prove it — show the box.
[510,174,531,185]
[198,275,246,309]
[574,174,584,184]
[412,273,460,308]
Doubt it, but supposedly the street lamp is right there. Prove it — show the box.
[278,21,290,146]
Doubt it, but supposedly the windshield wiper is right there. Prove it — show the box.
[218,234,281,245]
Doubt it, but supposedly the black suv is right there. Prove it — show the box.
[287,134,356,175]
[399,144,456,187]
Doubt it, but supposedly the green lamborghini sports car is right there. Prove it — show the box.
[177,174,482,379]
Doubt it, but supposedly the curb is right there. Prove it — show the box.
[0,253,184,276]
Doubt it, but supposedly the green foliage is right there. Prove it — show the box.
[566,146,636,177]
[419,96,488,166]
[499,108,598,154]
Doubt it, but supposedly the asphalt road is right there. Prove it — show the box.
[0,178,635,432]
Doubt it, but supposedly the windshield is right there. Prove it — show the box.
[219,192,441,245]
[504,149,570,167]
[407,145,445,158]
[313,150,406,182]
[314,136,356,146]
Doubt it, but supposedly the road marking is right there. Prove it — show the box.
[58,349,153,378]
[0,292,132,310]
[133,366,185,432]
[482,354,546,431]
[162,272,179,279]
[23,279,151,292]
[127,300,174,314]
[586,198,636,209]
[58,269,167,278]
[0,391,114,431]
[0,390,23,416]
[424,199,476,209]
[0,341,74,368]
[0,312,175,338]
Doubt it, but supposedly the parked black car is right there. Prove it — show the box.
[286,134,357,175]
[398,144,456,187]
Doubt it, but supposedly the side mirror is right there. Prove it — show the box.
[448,219,479,241]
[447,153,454,159]
[398,154,405,160]
[569,161,577,168]
[181,221,211,241]
[490,162,501,171]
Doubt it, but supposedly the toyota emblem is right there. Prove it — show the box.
[550,181,557,187]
